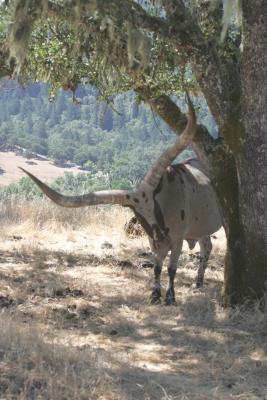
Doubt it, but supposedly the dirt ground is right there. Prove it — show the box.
[0,201,266,400]
[0,151,85,186]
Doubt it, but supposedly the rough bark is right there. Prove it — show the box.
[223,0,267,305]
[241,1,267,248]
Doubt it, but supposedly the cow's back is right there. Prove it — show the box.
[156,161,222,241]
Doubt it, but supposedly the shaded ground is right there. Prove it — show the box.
[0,205,266,399]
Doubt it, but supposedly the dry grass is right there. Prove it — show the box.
[0,198,126,230]
[0,151,85,186]
[0,199,266,400]
[0,318,121,400]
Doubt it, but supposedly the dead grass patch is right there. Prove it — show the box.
[0,316,122,400]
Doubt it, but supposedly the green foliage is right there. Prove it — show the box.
[51,171,112,194]
[0,170,115,200]
[0,0,240,100]
[73,146,96,167]
[0,176,42,200]
[0,0,199,99]
[24,149,34,159]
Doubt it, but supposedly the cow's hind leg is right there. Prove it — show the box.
[195,236,212,287]
[165,241,183,305]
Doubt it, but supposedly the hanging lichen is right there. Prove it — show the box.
[126,21,151,70]
[220,0,242,41]
[8,0,47,75]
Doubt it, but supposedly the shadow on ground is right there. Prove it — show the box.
[0,244,266,400]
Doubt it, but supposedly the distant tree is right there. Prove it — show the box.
[24,115,33,135]
[24,149,34,159]
[101,106,113,131]
[73,146,93,166]
[31,141,48,156]
[33,117,47,139]
[48,134,76,165]
[8,98,20,115]
[82,160,97,172]
[20,96,32,117]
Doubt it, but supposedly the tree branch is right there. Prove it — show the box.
[46,0,230,126]
[96,0,230,126]
[136,86,217,171]
[161,0,230,127]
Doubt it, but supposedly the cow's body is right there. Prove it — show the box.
[135,159,222,304]
[152,160,221,242]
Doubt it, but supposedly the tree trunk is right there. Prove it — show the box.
[222,1,267,305]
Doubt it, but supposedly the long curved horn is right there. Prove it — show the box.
[19,167,132,207]
[143,94,196,189]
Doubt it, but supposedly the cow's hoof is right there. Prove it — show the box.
[165,296,176,306]
[150,288,161,304]
[191,281,204,289]
[150,297,161,305]
[165,289,175,305]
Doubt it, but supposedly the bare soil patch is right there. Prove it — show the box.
[0,151,85,186]
[0,201,266,399]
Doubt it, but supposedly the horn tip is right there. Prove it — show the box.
[19,166,29,175]
[19,167,34,179]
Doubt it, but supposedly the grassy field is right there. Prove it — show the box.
[0,199,266,399]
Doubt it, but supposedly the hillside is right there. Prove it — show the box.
[0,81,214,188]
[0,149,86,186]
[0,82,175,187]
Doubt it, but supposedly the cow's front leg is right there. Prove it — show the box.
[150,256,163,304]
[165,242,182,305]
